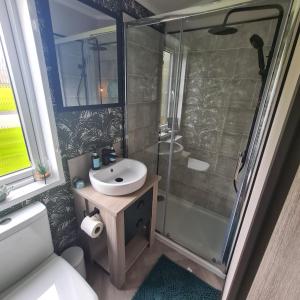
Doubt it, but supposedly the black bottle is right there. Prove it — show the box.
[91,152,101,170]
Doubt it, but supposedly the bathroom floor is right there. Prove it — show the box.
[86,240,224,300]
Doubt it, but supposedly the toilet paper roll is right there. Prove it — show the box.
[80,214,104,238]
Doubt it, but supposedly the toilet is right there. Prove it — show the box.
[0,202,98,300]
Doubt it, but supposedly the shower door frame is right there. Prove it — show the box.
[223,4,300,298]
[124,0,296,274]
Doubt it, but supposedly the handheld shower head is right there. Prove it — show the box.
[250,34,264,49]
[250,34,266,77]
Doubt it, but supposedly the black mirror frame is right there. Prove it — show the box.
[37,0,125,112]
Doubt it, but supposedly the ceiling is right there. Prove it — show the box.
[52,0,114,22]
[136,0,211,14]
[50,0,115,36]
[136,0,289,16]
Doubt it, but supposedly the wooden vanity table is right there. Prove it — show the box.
[71,167,159,288]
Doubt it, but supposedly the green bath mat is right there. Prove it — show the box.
[133,255,221,300]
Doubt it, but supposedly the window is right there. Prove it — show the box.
[0,0,64,210]
[159,48,187,134]
[0,24,35,181]
[160,50,172,128]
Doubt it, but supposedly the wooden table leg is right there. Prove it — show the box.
[149,180,158,247]
[101,210,126,288]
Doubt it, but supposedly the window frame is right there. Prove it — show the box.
[0,1,41,185]
[0,0,65,210]
[159,46,187,134]
[160,49,174,132]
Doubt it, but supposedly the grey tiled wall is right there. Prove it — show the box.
[126,26,163,175]
[169,19,277,218]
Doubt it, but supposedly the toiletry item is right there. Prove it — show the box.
[101,148,111,165]
[75,179,85,189]
[80,214,104,238]
[72,177,86,189]
[91,152,101,170]
[102,156,110,166]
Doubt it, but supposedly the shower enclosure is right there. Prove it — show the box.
[125,0,292,274]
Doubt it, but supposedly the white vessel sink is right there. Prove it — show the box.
[89,159,147,196]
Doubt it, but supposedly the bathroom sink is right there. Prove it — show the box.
[89,159,147,196]
[159,141,184,159]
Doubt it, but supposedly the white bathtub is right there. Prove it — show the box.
[156,192,229,264]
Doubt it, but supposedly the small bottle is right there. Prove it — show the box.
[91,152,101,170]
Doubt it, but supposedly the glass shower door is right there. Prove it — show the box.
[158,8,280,269]
[157,20,184,236]
[125,1,285,272]
[159,17,232,267]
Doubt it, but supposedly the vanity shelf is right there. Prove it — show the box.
[72,174,160,288]
[125,234,149,271]
[93,234,148,274]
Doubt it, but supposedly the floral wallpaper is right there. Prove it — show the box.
[56,108,123,159]
[84,0,152,19]
[28,185,78,252]
[0,0,151,254]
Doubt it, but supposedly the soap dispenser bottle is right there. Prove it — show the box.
[91,152,101,170]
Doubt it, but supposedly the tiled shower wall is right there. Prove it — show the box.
[126,27,163,175]
[169,19,277,218]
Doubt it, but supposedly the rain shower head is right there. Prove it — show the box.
[208,8,238,35]
[250,34,264,49]
[208,25,237,35]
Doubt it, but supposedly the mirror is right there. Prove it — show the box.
[49,0,120,109]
